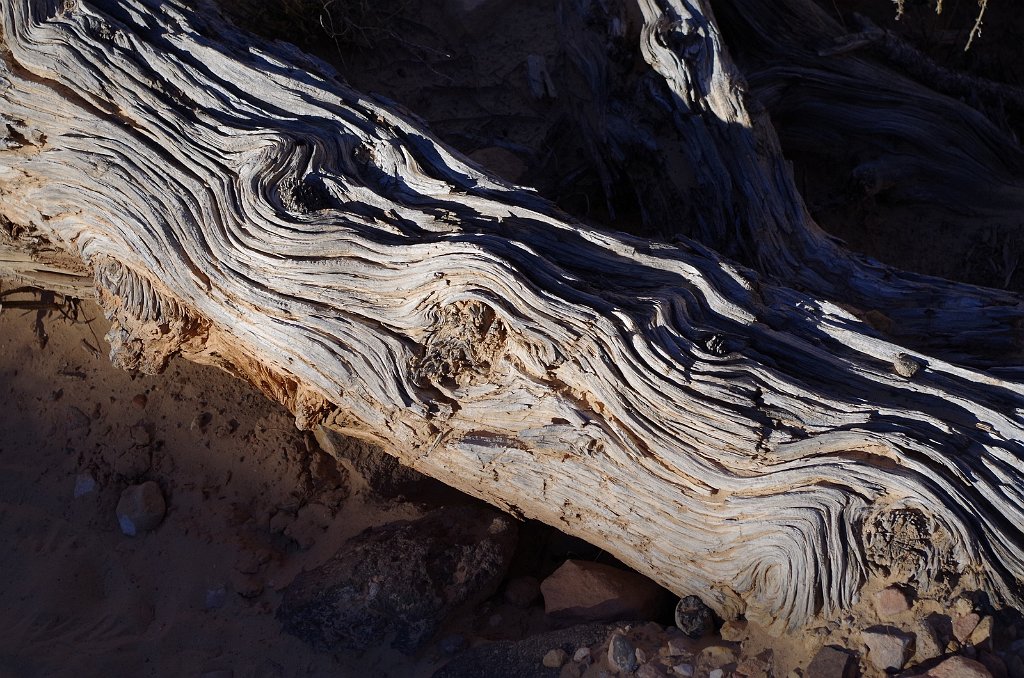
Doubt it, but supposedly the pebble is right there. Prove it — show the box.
[672,664,694,677]
[73,472,97,498]
[608,633,639,674]
[635,647,648,663]
[637,664,667,678]
[542,648,568,668]
[66,406,91,430]
[129,423,152,446]
[709,670,724,678]
[674,595,713,638]
[573,647,591,662]
[862,628,913,671]
[504,576,541,608]
[697,644,737,670]
[927,655,993,678]
[132,393,148,409]
[953,596,975,616]
[116,481,166,536]
[719,620,748,642]
[873,585,911,617]
[665,635,692,657]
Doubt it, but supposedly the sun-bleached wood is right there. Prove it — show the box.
[3,0,1024,631]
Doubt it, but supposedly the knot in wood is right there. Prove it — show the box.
[861,505,957,590]
[415,299,506,389]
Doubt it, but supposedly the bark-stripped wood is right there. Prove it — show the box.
[3,0,1024,631]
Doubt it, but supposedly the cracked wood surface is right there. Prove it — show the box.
[2,0,1024,630]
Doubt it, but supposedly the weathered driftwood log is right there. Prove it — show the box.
[3,0,1024,631]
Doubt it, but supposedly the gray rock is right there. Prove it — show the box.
[674,596,713,638]
[863,626,913,671]
[433,623,621,678]
[608,632,639,674]
[542,648,568,668]
[116,481,166,536]
[277,505,517,653]
[73,472,97,498]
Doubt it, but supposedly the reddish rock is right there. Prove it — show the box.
[873,586,911,617]
[927,655,993,678]
[955,613,982,642]
[805,646,858,678]
[540,560,667,623]
[862,627,913,671]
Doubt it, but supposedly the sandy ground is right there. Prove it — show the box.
[0,295,451,677]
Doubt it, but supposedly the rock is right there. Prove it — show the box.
[956,613,983,642]
[671,664,694,677]
[913,619,945,661]
[608,633,639,674]
[665,635,693,657]
[674,596,713,638]
[953,596,975,616]
[708,670,724,678]
[862,627,914,672]
[697,644,737,671]
[131,393,148,409]
[277,505,516,653]
[637,665,667,678]
[112,446,151,478]
[73,472,97,498]
[805,645,858,678]
[540,559,667,624]
[504,576,541,608]
[873,586,911,617]
[927,655,993,678]
[969,616,995,648]
[542,648,568,668]
[978,652,1007,678]
[720,620,748,642]
[573,647,591,662]
[735,652,772,678]
[116,481,166,536]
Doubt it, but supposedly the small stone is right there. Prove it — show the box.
[735,653,772,678]
[720,620,748,642]
[955,612,982,642]
[927,655,993,678]
[636,665,666,678]
[708,670,724,678]
[504,576,541,608]
[573,647,590,663]
[73,472,97,498]
[969,616,994,648]
[116,481,166,536]
[893,352,922,378]
[862,627,913,672]
[873,586,911,617]
[665,635,692,657]
[608,633,639,674]
[129,423,152,446]
[805,645,857,678]
[132,393,148,409]
[674,595,713,638]
[635,647,648,663]
[542,648,568,668]
[697,645,737,671]
[671,664,694,677]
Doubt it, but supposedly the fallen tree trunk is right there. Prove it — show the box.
[3,0,1024,631]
